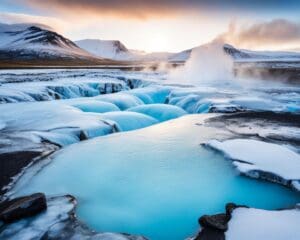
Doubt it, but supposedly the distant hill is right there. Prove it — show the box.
[0,23,118,66]
[76,39,173,61]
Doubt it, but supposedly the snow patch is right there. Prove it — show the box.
[206,139,300,180]
[127,104,186,122]
[226,207,300,240]
[72,100,120,113]
[100,111,158,131]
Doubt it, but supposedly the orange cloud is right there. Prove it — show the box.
[219,19,300,50]
[21,0,199,19]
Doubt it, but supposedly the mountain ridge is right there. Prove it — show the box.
[1,22,300,66]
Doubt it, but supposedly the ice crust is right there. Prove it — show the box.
[207,139,300,180]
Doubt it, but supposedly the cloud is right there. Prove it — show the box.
[219,19,300,49]
[20,0,198,19]
[17,0,300,20]
[0,12,66,31]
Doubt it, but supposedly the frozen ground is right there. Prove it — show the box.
[206,139,300,190]
[0,68,300,240]
[226,206,300,240]
[0,69,167,103]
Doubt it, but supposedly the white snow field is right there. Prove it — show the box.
[226,207,300,240]
[206,139,300,189]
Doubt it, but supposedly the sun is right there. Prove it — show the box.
[143,33,169,53]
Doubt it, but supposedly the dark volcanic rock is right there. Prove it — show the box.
[195,203,248,240]
[199,213,228,231]
[226,202,248,215]
[195,227,225,240]
[0,193,47,223]
[0,151,41,195]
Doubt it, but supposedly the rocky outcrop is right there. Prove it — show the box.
[199,213,228,231]
[0,194,148,240]
[0,193,47,223]
[194,203,248,240]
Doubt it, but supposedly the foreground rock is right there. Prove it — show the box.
[199,214,228,232]
[0,194,148,240]
[0,193,46,223]
[194,203,245,240]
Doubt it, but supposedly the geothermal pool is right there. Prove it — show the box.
[13,115,300,240]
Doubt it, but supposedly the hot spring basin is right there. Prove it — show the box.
[13,115,300,240]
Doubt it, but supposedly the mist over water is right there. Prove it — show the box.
[168,41,234,87]
[167,41,296,91]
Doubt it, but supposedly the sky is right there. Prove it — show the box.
[1,0,300,53]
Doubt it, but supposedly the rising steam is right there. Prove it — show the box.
[168,40,234,86]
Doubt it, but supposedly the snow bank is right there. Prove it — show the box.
[0,120,5,130]
[100,112,158,131]
[206,139,300,181]
[0,101,114,147]
[0,69,152,104]
[127,87,171,104]
[71,100,120,113]
[226,207,300,240]
[127,104,186,122]
[95,93,144,110]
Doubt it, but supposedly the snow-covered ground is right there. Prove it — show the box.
[0,69,166,103]
[226,206,300,240]
[206,139,300,190]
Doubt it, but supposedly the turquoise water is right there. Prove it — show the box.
[14,115,300,240]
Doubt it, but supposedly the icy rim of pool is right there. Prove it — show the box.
[0,195,147,240]
[205,139,300,191]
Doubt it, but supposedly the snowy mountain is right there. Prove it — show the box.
[0,23,104,63]
[76,39,173,61]
[2,22,300,65]
[169,43,300,62]
[224,44,300,62]
[168,49,192,62]
[75,39,134,60]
